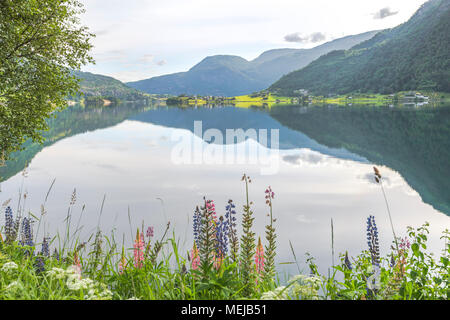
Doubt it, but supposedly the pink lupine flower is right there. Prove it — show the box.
[206,200,218,225]
[190,243,200,270]
[133,230,145,269]
[265,186,275,204]
[255,237,265,275]
[399,237,411,251]
[71,251,82,279]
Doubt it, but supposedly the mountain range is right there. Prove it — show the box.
[126,31,379,97]
[270,0,450,95]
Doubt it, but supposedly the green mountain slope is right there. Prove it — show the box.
[72,70,146,100]
[126,31,379,97]
[270,0,450,95]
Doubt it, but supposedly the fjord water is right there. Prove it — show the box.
[1,103,449,276]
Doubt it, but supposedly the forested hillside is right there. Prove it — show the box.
[72,70,147,101]
[270,0,450,95]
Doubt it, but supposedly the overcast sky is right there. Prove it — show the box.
[79,0,428,82]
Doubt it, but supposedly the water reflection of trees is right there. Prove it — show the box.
[270,104,450,215]
[0,103,151,181]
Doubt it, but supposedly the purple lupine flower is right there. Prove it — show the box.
[146,226,154,238]
[5,206,14,240]
[41,237,50,257]
[366,215,380,268]
[193,206,201,248]
[366,215,381,298]
[265,186,275,203]
[34,256,45,274]
[390,255,395,268]
[399,237,411,251]
[5,206,18,242]
[225,199,238,260]
[21,217,34,247]
[52,248,60,261]
[215,215,229,258]
[344,252,352,270]
[225,200,237,225]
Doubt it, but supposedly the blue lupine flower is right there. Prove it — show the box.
[390,255,395,268]
[215,216,229,258]
[34,256,45,274]
[225,200,237,226]
[52,248,60,261]
[21,217,34,247]
[366,215,381,298]
[5,206,18,242]
[366,215,380,268]
[225,199,239,260]
[41,237,50,257]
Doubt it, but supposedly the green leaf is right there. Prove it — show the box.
[411,243,420,256]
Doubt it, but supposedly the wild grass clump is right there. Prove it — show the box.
[0,169,448,300]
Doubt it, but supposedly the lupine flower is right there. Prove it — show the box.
[52,249,60,261]
[146,226,154,238]
[41,237,50,257]
[344,252,352,270]
[215,216,229,259]
[133,230,145,269]
[190,243,200,270]
[34,257,45,274]
[5,206,18,242]
[255,237,265,275]
[193,206,201,249]
[225,200,237,227]
[366,215,381,297]
[225,199,238,261]
[390,255,395,268]
[265,186,275,203]
[206,200,218,225]
[399,237,411,251]
[366,215,380,268]
[70,252,82,279]
[20,217,34,247]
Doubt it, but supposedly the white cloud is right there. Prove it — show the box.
[284,32,327,43]
[373,7,399,19]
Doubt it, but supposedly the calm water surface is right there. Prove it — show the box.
[1,103,449,276]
